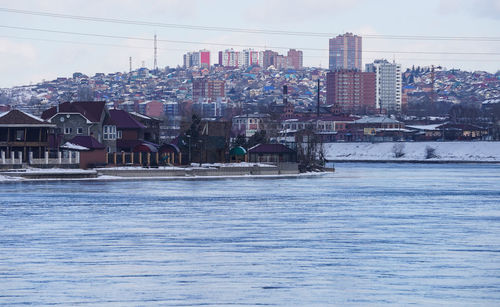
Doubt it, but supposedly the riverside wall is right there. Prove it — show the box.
[97,163,299,178]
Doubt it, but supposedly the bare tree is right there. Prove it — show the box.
[296,128,325,172]
[392,143,406,158]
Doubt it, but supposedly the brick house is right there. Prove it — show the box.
[60,135,107,169]
[108,109,159,152]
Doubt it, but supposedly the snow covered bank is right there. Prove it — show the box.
[324,141,500,162]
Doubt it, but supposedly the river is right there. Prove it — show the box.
[1,163,499,306]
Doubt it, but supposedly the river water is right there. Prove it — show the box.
[0,163,499,306]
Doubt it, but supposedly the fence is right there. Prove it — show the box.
[0,150,79,167]
[29,151,80,166]
[106,152,177,167]
[0,151,22,167]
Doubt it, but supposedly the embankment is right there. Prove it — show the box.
[324,141,500,163]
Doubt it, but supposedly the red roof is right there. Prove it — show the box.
[41,101,106,123]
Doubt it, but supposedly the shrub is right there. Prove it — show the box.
[425,146,438,159]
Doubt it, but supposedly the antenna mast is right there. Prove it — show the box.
[154,34,158,71]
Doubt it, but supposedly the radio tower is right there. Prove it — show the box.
[129,56,132,73]
[153,34,158,72]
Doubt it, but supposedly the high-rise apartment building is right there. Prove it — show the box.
[329,33,362,71]
[260,50,278,69]
[242,49,260,67]
[218,49,241,68]
[326,70,376,114]
[287,49,303,70]
[275,55,287,70]
[199,49,210,68]
[183,50,210,68]
[365,59,402,114]
[192,77,225,103]
[216,48,303,70]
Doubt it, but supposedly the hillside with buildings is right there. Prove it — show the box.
[1,33,499,170]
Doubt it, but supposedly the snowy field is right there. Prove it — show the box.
[324,141,500,162]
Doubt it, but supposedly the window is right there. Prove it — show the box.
[64,127,72,135]
[103,125,116,140]
[117,130,122,139]
[16,130,24,141]
[76,127,83,134]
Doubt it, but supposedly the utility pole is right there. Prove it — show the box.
[316,79,320,118]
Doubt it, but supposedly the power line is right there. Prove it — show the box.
[0,34,190,51]
[1,35,498,63]
[2,34,498,63]
[2,25,500,56]
[1,7,500,42]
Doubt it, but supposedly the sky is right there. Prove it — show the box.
[0,0,499,88]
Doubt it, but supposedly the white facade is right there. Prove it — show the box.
[221,49,241,67]
[232,114,270,138]
[366,60,402,113]
[242,49,260,67]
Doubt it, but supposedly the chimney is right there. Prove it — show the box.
[283,85,288,105]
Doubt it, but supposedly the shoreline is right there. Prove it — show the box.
[0,171,327,183]
[324,141,500,163]
[327,159,500,164]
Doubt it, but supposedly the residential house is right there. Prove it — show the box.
[231,113,271,139]
[248,143,297,163]
[0,109,55,162]
[108,109,158,152]
[349,116,407,141]
[129,112,161,144]
[41,101,111,150]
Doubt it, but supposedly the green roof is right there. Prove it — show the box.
[229,146,247,156]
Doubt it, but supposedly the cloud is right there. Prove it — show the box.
[470,0,500,20]
[0,0,201,20]
[244,0,365,24]
[438,0,500,20]
[0,38,37,60]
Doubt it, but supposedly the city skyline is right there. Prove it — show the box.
[0,0,499,87]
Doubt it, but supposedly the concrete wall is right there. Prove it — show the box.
[97,163,299,177]
[80,149,107,169]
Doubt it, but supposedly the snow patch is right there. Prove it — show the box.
[325,141,500,162]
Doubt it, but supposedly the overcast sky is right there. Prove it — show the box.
[0,0,499,87]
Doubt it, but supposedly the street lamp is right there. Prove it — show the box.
[186,134,191,164]
[198,139,203,166]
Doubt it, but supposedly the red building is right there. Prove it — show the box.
[192,77,225,103]
[326,70,376,115]
[329,33,362,71]
[200,49,210,68]
[261,50,278,69]
[287,49,303,70]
